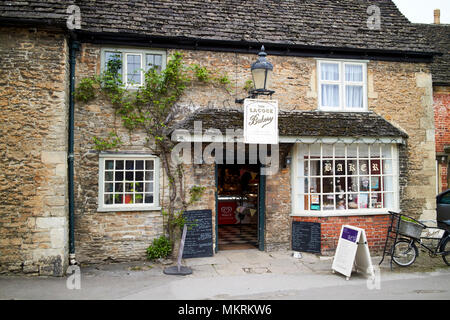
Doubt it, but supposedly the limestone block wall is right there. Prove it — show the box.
[72,43,436,261]
[0,27,69,275]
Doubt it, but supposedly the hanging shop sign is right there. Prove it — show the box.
[332,225,375,280]
[244,99,278,145]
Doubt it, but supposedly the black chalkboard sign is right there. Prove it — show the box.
[182,210,214,259]
[292,221,321,253]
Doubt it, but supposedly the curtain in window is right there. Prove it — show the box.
[345,65,363,109]
[345,85,363,108]
[322,84,340,107]
[321,63,339,80]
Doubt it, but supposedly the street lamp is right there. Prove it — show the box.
[250,45,274,97]
[235,45,275,104]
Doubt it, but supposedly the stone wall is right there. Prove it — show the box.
[72,43,436,261]
[0,27,69,275]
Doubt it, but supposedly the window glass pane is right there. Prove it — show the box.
[135,171,144,181]
[125,194,133,204]
[335,177,345,193]
[321,84,340,107]
[125,171,134,181]
[145,160,154,170]
[382,145,392,158]
[310,194,321,210]
[370,176,380,191]
[370,193,382,208]
[384,193,394,208]
[323,195,334,210]
[105,51,122,76]
[135,182,143,192]
[370,144,381,158]
[145,183,154,193]
[322,145,333,158]
[335,145,345,158]
[105,183,113,192]
[359,193,369,208]
[345,64,363,82]
[115,160,124,170]
[347,145,357,158]
[146,54,163,73]
[336,194,346,210]
[359,145,368,157]
[115,171,123,181]
[104,194,113,205]
[370,160,381,175]
[348,194,358,209]
[347,160,358,175]
[145,194,154,204]
[310,160,321,176]
[322,159,333,176]
[323,177,333,193]
[127,54,142,84]
[125,183,134,192]
[347,176,358,193]
[115,183,123,192]
[126,160,134,170]
[359,160,369,175]
[321,63,339,81]
[303,160,309,176]
[135,194,144,203]
[335,160,345,175]
[345,85,363,108]
[360,176,370,191]
[310,177,321,193]
[114,194,123,204]
[145,171,154,181]
[298,178,309,193]
[105,171,113,181]
[383,176,394,192]
[136,160,144,170]
[382,160,393,174]
[105,160,114,170]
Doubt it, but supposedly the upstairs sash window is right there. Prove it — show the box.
[318,60,367,111]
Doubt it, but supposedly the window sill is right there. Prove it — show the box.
[97,205,161,213]
[290,209,395,218]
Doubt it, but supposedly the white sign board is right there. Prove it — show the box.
[244,99,278,145]
[332,225,375,280]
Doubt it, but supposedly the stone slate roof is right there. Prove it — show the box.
[414,23,450,86]
[172,108,408,139]
[0,0,435,55]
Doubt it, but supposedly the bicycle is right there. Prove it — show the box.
[387,211,450,267]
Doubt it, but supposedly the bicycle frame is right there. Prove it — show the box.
[407,230,449,256]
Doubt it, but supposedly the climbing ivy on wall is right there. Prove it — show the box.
[75,52,229,247]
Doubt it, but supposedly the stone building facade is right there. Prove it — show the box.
[0,0,443,274]
[0,27,69,275]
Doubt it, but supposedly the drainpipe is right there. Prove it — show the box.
[68,35,80,265]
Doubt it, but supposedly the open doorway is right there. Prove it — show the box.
[217,164,260,250]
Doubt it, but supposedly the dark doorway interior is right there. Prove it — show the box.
[217,164,259,250]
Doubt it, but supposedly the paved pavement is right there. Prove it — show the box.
[0,249,449,300]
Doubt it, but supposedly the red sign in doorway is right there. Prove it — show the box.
[218,201,238,225]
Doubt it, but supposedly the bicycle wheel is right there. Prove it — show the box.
[392,239,418,267]
[440,236,450,266]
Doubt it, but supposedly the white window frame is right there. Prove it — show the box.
[98,153,160,212]
[291,143,399,217]
[101,48,167,88]
[317,59,368,112]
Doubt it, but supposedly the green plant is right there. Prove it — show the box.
[92,131,122,151]
[146,236,172,260]
[243,79,254,92]
[74,77,99,102]
[189,185,206,204]
[191,64,210,82]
